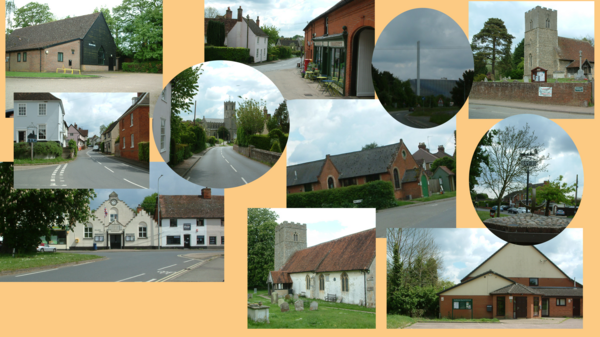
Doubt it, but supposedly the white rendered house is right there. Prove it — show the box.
[153,83,171,163]
[13,93,67,147]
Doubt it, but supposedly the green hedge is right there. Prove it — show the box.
[100,142,105,152]
[205,46,250,63]
[287,180,397,210]
[270,140,281,153]
[268,129,288,151]
[208,136,217,146]
[248,134,271,151]
[207,20,225,46]
[138,142,150,162]
[183,144,192,159]
[68,139,78,157]
[123,61,163,73]
[14,141,62,159]
[174,144,186,164]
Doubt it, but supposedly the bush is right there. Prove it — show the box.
[274,46,292,59]
[207,20,225,46]
[68,139,78,157]
[268,129,288,150]
[174,144,186,164]
[122,61,163,73]
[474,74,487,82]
[138,142,150,162]
[248,134,270,151]
[183,144,192,159]
[14,141,62,159]
[100,142,105,152]
[287,180,397,210]
[208,136,217,146]
[205,46,250,63]
[270,140,282,153]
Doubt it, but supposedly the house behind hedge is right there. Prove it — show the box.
[116,93,150,161]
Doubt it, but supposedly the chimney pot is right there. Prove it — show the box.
[256,16,260,27]
[201,188,212,199]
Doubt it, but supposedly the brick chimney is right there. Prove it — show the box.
[201,188,212,199]
[438,145,445,153]
[237,6,243,22]
[226,7,232,19]
[137,204,142,213]
[418,142,427,150]
[256,16,260,27]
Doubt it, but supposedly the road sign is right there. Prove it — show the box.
[27,138,37,143]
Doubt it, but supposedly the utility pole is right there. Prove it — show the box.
[193,101,197,125]
[417,41,420,97]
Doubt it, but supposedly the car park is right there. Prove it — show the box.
[37,243,56,253]
[507,207,518,214]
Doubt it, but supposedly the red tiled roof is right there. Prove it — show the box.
[270,271,292,284]
[566,59,592,68]
[440,166,455,176]
[159,194,224,219]
[280,228,376,273]
[78,129,88,137]
[557,37,594,63]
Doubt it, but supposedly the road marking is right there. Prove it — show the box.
[146,279,156,282]
[242,177,248,184]
[124,178,147,189]
[105,166,114,173]
[230,165,237,172]
[59,164,67,184]
[15,269,58,277]
[69,261,95,267]
[98,162,102,165]
[116,273,145,282]
[157,264,177,271]
[187,177,190,181]
[183,260,194,263]
[225,159,229,163]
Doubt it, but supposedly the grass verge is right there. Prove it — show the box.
[0,252,101,272]
[395,191,456,207]
[7,71,99,78]
[14,157,74,165]
[387,315,500,328]
[387,315,416,329]
[477,210,509,221]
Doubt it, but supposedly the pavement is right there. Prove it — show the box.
[0,249,224,282]
[167,256,224,282]
[170,146,212,177]
[376,198,456,237]
[6,71,163,117]
[388,110,454,128]
[183,145,270,189]
[406,317,582,329]
[14,148,149,189]
[469,99,594,118]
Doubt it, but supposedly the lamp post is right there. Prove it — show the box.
[157,174,163,250]
[520,151,538,208]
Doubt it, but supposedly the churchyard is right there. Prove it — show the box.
[247,289,375,329]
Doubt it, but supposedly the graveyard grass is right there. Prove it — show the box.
[248,290,376,329]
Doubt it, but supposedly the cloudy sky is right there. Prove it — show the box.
[271,208,375,246]
[178,62,284,122]
[372,8,474,81]
[89,162,224,210]
[54,93,136,139]
[469,2,595,52]
[205,0,339,38]
[423,228,583,284]
[287,100,456,166]
[473,114,584,199]
[11,0,123,21]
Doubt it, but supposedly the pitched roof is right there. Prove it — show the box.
[304,0,357,31]
[204,17,239,37]
[433,149,452,158]
[243,18,268,37]
[557,37,594,63]
[103,121,118,135]
[116,93,149,123]
[534,287,583,297]
[6,13,102,52]
[279,228,376,273]
[159,194,224,219]
[438,166,455,176]
[270,271,292,284]
[278,38,299,47]
[78,128,88,137]
[566,59,592,68]
[490,283,540,295]
[438,270,515,295]
[287,159,325,186]
[412,148,438,163]
[14,93,62,101]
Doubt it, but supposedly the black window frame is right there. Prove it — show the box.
[23,52,27,62]
[556,298,566,306]
[166,235,181,245]
[497,296,505,316]
[58,52,63,62]
[393,168,401,189]
[221,236,224,244]
[366,174,380,183]
[529,278,539,286]
[197,219,204,227]
[17,53,21,62]
[209,236,217,245]
[196,235,205,245]
[327,177,335,189]
[170,219,177,227]
[303,183,313,192]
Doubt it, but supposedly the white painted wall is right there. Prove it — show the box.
[160,218,208,247]
[152,83,171,163]
[290,270,367,305]
[13,100,65,145]
[226,21,268,63]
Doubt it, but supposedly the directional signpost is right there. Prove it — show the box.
[27,125,37,161]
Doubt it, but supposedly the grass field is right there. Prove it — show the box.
[0,252,102,272]
[477,210,509,221]
[395,191,456,207]
[15,157,74,165]
[387,315,500,329]
[7,71,99,78]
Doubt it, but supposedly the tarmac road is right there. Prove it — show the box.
[251,57,301,72]
[376,198,456,237]
[14,149,149,189]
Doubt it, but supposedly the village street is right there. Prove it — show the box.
[14,149,149,189]
[375,198,456,237]
[469,100,594,119]
[388,110,443,128]
[184,145,271,188]
[0,250,224,282]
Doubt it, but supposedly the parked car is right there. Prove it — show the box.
[517,207,530,214]
[93,145,99,151]
[37,243,56,253]
[556,209,565,216]
[501,205,509,211]
[507,207,518,214]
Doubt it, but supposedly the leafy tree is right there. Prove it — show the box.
[217,126,230,140]
[204,6,219,18]
[469,130,496,191]
[140,193,157,215]
[261,24,280,46]
[580,34,594,47]
[473,52,488,76]
[13,2,54,29]
[266,116,279,133]
[99,124,108,135]
[169,65,202,145]
[513,38,524,68]
[292,34,303,40]
[362,142,378,150]
[530,176,576,215]
[270,140,282,153]
[236,98,267,137]
[112,0,163,60]
[431,156,455,173]
[247,208,279,289]
[471,18,514,77]
[450,70,474,108]
[5,0,16,33]
[0,163,96,254]
[207,20,225,46]
[272,100,289,133]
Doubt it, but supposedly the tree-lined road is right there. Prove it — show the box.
[14,149,149,189]
[185,146,271,188]
[376,198,456,237]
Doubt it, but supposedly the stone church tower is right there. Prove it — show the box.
[223,100,236,140]
[524,6,558,79]
[274,221,307,271]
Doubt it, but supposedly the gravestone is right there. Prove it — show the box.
[285,294,291,300]
[293,294,299,300]
[524,77,530,83]
[575,69,586,80]
[278,298,285,306]
[271,293,278,304]
[248,294,252,300]
[484,77,488,82]
[280,302,289,312]
[508,76,511,80]
[310,301,318,311]
[254,288,257,294]
[295,300,304,311]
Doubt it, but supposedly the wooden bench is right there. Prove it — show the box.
[324,294,337,302]
[56,67,81,75]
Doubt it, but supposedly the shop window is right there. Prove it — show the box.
[209,236,217,245]
[197,235,205,245]
[556,298,566,306]
[167,236,181,245]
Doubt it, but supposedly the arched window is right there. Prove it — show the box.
[327,177,335,189]
[341,272,349,292]
[529,54,532,67]
[109,207,118,223]
[319,274,325,290]
[306,275,311,290]
[98,46,105,65]
[393,168,400,189]
[546,18,550,28]
[293,232,298,242]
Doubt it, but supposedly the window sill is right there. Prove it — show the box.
[83,237,93,240]
[138,237,148,239]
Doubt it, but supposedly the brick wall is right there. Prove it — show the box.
[81,64,109,71]
[119,105,150,161]
[42,40,81,72]
[389,141,421,199]
[7,49,42,72]
[317,156,340,190]
[440,295,493,319]
[547,297,581,317]
[232,145,281,165]
[510,277,579,287]
[470,81,592,106]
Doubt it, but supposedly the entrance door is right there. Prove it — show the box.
[110,234,121,249]
[542,298,549,317]
[355,29,374,96]
[184,234,190,248]
[514,297,528,318]
[18,130,26,143]
[109,57,114,71]
[573,298,581,317]
[421,175,429,197]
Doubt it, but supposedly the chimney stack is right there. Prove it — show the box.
[201,188,212,199]
[137,204,142,213]
[226,7,232,19]
[418,142,426,150]
[237,6,243,22]
[438,145,445,153]
[256,16,260,27]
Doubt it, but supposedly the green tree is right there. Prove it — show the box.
[236,98,267,137]
[5,0,16,33]
[247,208,279,289]
[170,65,202,145]
[140,192,158,216]
[204,6,219,18]
[512,38,524,68]
[362,142,378,151]
[261,24,280,46]
[112,0,163,60]
[272,100,289,133]
[217,126,230,140]
[99,124,108,136]
[470,131,496,192]
[266,116,279,133]
[13,2,54,29]
[431,156,456,173]
[471,18,514,77]
[473,52,489,76]
[531,176,576,215]
[450,70,474,108]
[0,163,96,254]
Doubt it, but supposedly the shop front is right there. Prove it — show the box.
[313,33,347,96]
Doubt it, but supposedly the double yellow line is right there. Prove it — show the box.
[156,261,204,282]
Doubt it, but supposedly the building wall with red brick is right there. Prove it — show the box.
[316,156,340,190]
[508,277,580,288]
[118,103,149,161]
[42,40,81,72]
[7,49,42,72]
[471,81,592,107]
[388,141,421,199]
[547,297,582,317]
[439,295,493,319]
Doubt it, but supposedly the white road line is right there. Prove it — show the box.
[146,279,156,282]
[242,177,248,184]
[183,260,194,263]
[230,165,237,172]
[98,162,102,165]
[157,264,177,271]
[123,179,147,189]
[59,164,67,184]
[225,159,229,163]
[116,273,145,282]
[15,269,58,278]
[69,261,95,267]
[105,166,114,173]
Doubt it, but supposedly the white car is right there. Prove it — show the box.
[37,244,56,253]
[93,145,100,151]
[516,207,530,214]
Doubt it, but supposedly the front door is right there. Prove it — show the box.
[18,130,25,143]
[514,297,528,318]
[573,298,581,317]
[109,57,114,71]
[421,175,429,197]
[110,234,121,249]
[184,234,190,248]
[542,298,549,317]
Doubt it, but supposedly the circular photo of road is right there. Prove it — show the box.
[151,61,289,189]
[470,114,583,245]
[372,8,474,129]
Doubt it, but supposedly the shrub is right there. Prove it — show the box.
[174,144,186,164]
[270,140,282,153]
[204,46,250,63]
[274,46,292,59]
[122,61,163,73]
[138,142,150,162]
[68,139,78,157]
[14,141,62,159]
[474,74,487,82]
[287,180,397,210]
[248,134,271,151]
[208,136,217,146]
[268,129,288,150]
[183,144,192,159]
[207,20,225,46]
[100,142,105,152]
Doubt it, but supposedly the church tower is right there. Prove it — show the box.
[524,6,558,80]
[223,100,236,140]
[274,221,307,271]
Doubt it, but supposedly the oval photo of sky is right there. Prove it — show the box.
[152,61,288,189]
[372,8,474,129]
[470,114,583,246]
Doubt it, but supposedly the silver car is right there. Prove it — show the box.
[37,244,56,253]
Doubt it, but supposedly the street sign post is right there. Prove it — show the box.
[27,126,37,160]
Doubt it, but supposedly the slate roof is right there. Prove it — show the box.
[204,118,224,123]
[412,148,438,163]
[535,287,583,297]
[14,93,61,101]
[78,129,88,137]
[433,149,452,158]
[287,159,325,186]
[6,13,101,52]
[6,109,14,118]
[243,18,268,37]
[280,228,376,273]
[204,17,239,37]
[303,0,358,31]
[557,37,594,63]
[159,194,225,219]
[270,271,292,284]
[402,168,419,183]
[103,121,118,135]
[491,283,540,295]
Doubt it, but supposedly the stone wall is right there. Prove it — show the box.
[233,144,281,165]
[470,81,592,106]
